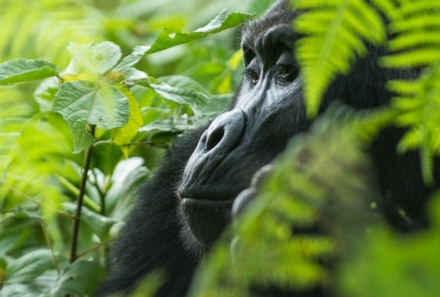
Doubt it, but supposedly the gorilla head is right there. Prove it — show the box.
[177,0,420,247]
[178,0,304,247]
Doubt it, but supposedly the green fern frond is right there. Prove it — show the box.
[388,32,440,52]
[382,2,440,68]
[0,0,103,64]
[293,0,385,117]
[389,63,440,184]
[382,0,440,184]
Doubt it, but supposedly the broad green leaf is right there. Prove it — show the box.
[114,10,254,71]
[53,80,129,153]
[111,86,143,157]
[0,59,57,85]
[63,203,117,240]
[135,77,208,106]
[106,157,149,218]
[0,212,42,256]
[139,116,191,134]
[47,261,106,297]
[67,41,122,76]
[3,249,53,283]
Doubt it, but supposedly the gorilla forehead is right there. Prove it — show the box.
[242,0,298,47]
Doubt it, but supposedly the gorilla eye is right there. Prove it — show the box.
[280,65,289,77]
[277,64,298,82]
[248,70,259,84]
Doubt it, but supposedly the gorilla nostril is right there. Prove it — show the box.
[205,127,224,151]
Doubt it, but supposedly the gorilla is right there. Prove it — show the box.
[95,0,438,296]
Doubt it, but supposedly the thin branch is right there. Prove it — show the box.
[76,238,113,260]
[93,140,157,147]
[40,221,61,274]
[91,169,106,216]
[70,125,95,263]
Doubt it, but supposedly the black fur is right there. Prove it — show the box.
[95,128,204,297]
[95,1,438,296]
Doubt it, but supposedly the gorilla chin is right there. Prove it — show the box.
[179,197,234,246]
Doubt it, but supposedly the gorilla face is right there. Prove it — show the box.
[178,2,304,246]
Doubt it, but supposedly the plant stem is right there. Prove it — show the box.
[41,221,60,274]
[69,125,95,263]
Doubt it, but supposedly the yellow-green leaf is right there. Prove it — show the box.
[111,86,143,157]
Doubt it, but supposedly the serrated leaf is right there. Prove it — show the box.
[0,59,58,85]
[3,249,53,283]
[135,77,208,106]
[114,10,254,71]
[53,80,129,153]
[111,86,143,157]
[47,261,106,297]
[67,41,122,76]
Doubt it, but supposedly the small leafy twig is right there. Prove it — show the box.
[57,176,101,212]
[70,125,95,263]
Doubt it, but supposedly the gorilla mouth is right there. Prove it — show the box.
[180,197,234,246]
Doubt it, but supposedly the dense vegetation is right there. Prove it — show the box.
[0,0,439,296]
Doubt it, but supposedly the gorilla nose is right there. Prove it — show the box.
[202,109,246,152]
[179,109,246,198]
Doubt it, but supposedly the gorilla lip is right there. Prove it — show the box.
[177,189,235,202]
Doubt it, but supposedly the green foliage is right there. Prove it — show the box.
[381,1,440,184]
[1,0,440,296]
[0,0,103,65]
[339,195,440,297]
[114,10,254,71]
[47,261,106,297]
